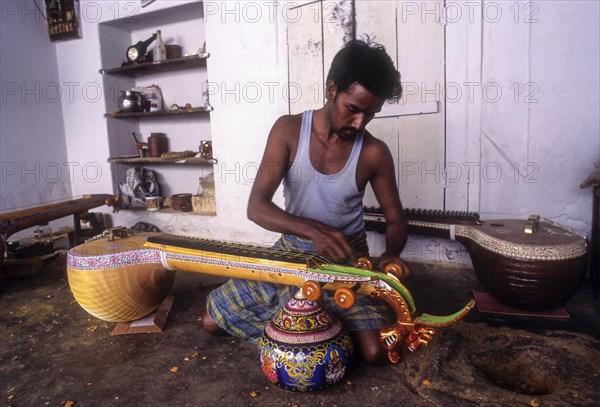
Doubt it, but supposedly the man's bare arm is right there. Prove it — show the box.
[367,139,409,275]
[247,116,355,262]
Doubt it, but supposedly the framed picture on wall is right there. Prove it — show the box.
[44,0,82,42]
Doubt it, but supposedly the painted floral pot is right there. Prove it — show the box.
[258,292,354,392]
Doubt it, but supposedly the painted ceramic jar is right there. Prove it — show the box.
[258,291,354,392]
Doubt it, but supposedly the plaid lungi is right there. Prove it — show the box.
[205,230,393,343]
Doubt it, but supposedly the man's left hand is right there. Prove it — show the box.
[378,255,411,281]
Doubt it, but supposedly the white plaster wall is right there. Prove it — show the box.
[520,1,599,234]
[198,1,290,244]
[55,0,206,199]
[445,0,599,238]
[118,0,291,245]
[382,0,599,265]
[0,0,72,211]
[475,0,599,237]
[2,1,598,266]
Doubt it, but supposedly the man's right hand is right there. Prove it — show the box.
[309,224,355,264]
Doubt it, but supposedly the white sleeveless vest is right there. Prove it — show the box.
[283,110,365,235]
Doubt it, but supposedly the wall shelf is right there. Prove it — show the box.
[108,156,216,165]
[100,53,209,77]
[99,1,215,215]
[105,105,212,119]
[117,207,216,216]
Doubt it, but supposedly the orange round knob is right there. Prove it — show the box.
[384,262,405,280]
[301,280,322,302]
[334,287,356,309]
[356,256,373,270]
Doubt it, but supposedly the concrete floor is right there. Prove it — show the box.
[1,252,599,407]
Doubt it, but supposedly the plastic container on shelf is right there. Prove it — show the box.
[143,84,163,112]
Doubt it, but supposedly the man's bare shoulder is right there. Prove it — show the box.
[363,130,392,154]
[267,114,303,151]
[272,113,303,133]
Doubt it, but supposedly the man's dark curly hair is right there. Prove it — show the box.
[326,39,402,102]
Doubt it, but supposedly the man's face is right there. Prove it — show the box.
[328,82,385,138]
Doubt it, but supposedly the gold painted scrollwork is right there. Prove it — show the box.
[370,288,424,363]
[373,285,475,363]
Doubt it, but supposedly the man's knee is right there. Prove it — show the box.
[359,344,388,366]
[353,330,389,366]
[200,308,227,336]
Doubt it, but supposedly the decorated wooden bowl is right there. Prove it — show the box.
[258,291,354,391]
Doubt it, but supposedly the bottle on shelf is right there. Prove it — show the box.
[153,30,167,62]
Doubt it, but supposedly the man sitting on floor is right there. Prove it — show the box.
[201,39,409,366]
